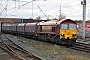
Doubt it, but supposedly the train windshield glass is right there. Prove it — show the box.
[69,24,76,29]
[61,24,68,29]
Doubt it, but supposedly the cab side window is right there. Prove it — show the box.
[52,27,55,32]
[40,26,42,32]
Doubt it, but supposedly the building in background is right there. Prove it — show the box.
[0,18,49,24]
[0,18,21,24]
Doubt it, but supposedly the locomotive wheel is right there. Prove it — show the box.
[54,36,60,44]
[44,34,47,42]
[41,35,45,41]
[38,34,42,41]
[51,37,55,44]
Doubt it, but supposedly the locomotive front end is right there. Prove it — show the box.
[59,19,77,45]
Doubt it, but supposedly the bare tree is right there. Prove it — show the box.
[35,16,41,20]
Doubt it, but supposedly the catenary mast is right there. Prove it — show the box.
[81,0,86,40]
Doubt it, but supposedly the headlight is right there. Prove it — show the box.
[72,34,76,36]
[61,34,65,36]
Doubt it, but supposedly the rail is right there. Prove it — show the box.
[0,33,45,60]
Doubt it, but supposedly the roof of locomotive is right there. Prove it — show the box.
[37,20,56,25]
[57,19,76,24]
[37,19,76,25]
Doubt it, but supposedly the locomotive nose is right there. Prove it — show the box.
[65,34,71,39]
[65,32,77,39]
[60,31,71,39]
[60,30,77,39]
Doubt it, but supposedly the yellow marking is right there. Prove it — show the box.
[42,26,52,29]
[60,29,77,39]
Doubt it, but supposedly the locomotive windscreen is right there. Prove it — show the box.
[61,24,68,29]
[69,24,76,29]
[60,24,76,29]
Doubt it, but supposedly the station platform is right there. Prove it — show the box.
[76,39,90,44]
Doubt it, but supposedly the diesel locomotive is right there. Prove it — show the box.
[2,19,77,45]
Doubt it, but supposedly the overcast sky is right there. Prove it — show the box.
[0,0,90,20]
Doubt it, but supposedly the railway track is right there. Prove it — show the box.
[70,42,90,53]
[0,33,45,60]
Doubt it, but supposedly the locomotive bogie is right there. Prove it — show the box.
[37,33,59,43]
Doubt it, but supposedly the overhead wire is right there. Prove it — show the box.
[0,0,8,15]
[6,1,15,10]
[1,0,90,18]
[37,5,48,19]
[8,0,34,16]
[0,0,34,16]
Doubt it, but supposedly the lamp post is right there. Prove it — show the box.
[81,0,86,40]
